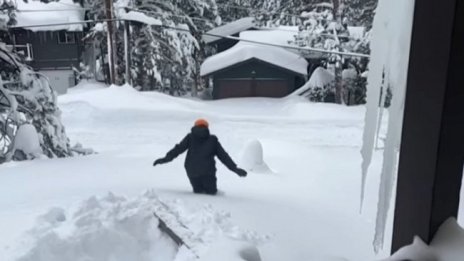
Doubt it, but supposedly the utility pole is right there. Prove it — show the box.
[124,20,131,85]
[332,0,344,104]
[105,0,116,85]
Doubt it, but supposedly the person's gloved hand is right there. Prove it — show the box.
[235,168,247,177]
[153,158,168,166]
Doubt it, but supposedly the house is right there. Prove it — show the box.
[203,17,259,52]
[8,0,86,94]
[201,30,308,99]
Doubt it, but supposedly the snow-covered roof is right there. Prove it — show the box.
[201,29,308,77]
[239,26,299,47]
[119,11,162,26]
[14,0,85,32]
[203,17,256,44]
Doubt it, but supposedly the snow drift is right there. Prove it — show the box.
[385,218,464,261]
[16,191,267,261]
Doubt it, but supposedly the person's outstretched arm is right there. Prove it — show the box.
[215,138,247,177]
[154,134,190,166]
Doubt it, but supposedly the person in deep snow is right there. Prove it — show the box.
[153,119,247,195]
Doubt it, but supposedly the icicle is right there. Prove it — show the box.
[362,0,416,252]
[359,0,388,210]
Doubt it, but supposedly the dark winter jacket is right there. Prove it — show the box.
[163,126,238,177]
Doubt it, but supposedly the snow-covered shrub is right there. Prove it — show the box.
[12,123,43,161]
[0,45,88,162]
[343,76,367,105]
[306,84,334,103]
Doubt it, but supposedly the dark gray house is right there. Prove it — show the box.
[11,29,84,69]
[8,0,86,94]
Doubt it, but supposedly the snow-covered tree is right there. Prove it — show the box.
[0,8,86,163]
[83,0,220,96]
[261,0,376,105]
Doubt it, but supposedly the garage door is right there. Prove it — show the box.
[216,79,288,99]
[255,79,288,97]
[216,79,253,99]
[39,70,75,95]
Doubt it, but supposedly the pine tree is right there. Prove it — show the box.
[83,0,220,96]
[256,0,376,105]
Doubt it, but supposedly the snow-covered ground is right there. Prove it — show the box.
[0,82,393,261]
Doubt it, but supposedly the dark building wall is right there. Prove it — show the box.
[215,38,239,53]
[211,59,306,99]
[12,29,83,70]
[212,29,259,53]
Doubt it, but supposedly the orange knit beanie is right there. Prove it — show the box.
[194,119,209,128]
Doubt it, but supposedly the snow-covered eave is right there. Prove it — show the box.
[201,57,307,78]
[203,17,257,44]
[14,0,85,32]
[10,24,85,32]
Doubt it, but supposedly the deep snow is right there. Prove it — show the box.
[0,82,392,261]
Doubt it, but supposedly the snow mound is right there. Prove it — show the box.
[13,124,43,158]
[17,191,267,261]
[59,84,199,112]
[38,208,66,225]
[239,140,272,174]
[385,218,464,261]
[17,192,178,261]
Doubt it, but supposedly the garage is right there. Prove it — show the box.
[39,69,76,95]
[200,42,308,100]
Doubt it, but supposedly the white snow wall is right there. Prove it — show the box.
[360,0,416,253]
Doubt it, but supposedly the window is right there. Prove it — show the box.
[58,31,75,44]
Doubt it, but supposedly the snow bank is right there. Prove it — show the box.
[385,218,464,261]
[16,191,267,261]
[17,192,178,261]
[15,0,85,31]
[59,84,199,112]
[239,140,272,174]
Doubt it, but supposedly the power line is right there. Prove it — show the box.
[127,8,366,41]
[8,18,370,58]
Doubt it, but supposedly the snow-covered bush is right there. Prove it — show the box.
[305,84,334,103]
[0,45,88,162]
